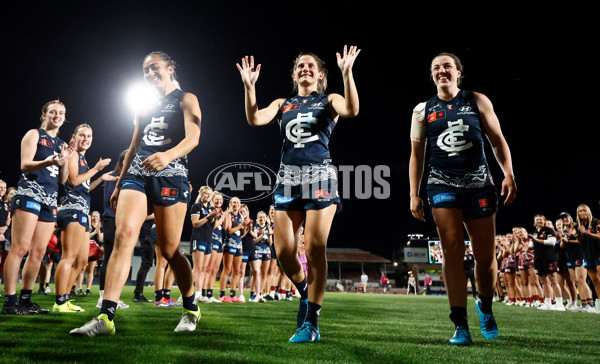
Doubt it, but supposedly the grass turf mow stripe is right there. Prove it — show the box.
[1,286,599,363]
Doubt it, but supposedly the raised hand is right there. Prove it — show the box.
[54,142,73,167]
[94,158,112,172]
[236,55,261,88]
[336,45,361,74]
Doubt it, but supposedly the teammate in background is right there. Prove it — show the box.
[190,186,218,302]
[464,245,477,299]
[97,149,126,308]
[53,124,113,313]
[237,45,360,342]
[132,214,155,303]
[77,210,104,295]
[70,51,202,336]
[2,100,72,315]
[409,53,516,345]
[575,204,600,312]
[203,191,227,303]
[529,214,564,311]
[219,197,247,302]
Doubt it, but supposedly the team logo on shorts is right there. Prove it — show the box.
[161,188,178,197]
[479,199,488,208]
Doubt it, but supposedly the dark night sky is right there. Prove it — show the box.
[0,3,596,259]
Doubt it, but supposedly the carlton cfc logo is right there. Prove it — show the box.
[437,119,473,157]
[144,116,172,146]
[285,112,318,148]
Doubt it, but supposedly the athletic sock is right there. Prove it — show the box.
[230,290,236,298]
[305,301,321,328]
[100,300,118,321]
[5,294,18,307]
[219,291,225,298]
[163,289,171,300]
[207,290,213,299]
[201,289,206,297]
[478,295,493,314]
[449,306,468,329]
[19,290,32,305]
[182,295,198,312]
[292,279,308,300]
[155,290,164,302]
[56,294,69,305]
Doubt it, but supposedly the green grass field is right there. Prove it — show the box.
[1,286,599,363]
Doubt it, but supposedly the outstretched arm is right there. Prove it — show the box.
[329,45,360,119]
[236,55,284,126]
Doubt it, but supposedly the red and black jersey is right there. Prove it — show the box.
[531,226,557,263]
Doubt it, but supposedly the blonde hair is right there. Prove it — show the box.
[210,191,223,206]
[240,203,249,217]
[576,204,593,229]
[195,186,213,203]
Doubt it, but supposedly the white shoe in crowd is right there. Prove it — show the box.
[537,301,551,310]
[581,305,595,313]
[531,300,541,308]
[238,295,246,303]
[209,297,221,303]
[117,300,129,309]
[551,301,566,311]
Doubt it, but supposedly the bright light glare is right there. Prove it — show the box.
[125,82,158,116]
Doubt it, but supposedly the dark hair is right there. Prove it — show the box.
[144,51,180,89]
[113,149,128,175]
[430,52,464,86]
[292,52,328,94]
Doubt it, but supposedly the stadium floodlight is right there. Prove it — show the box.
[125,82,158,121]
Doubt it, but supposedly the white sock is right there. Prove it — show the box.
[99,290,104,300]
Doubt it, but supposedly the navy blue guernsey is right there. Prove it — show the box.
[15,129,65,207]
[126,89,188,178]
[278,92,335,166]
[275,92,338,188]
[228,212,243,244]
[190,202,213,242]
[424,90,493,188]
[59,152,91,214]
[255,224,269,244]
